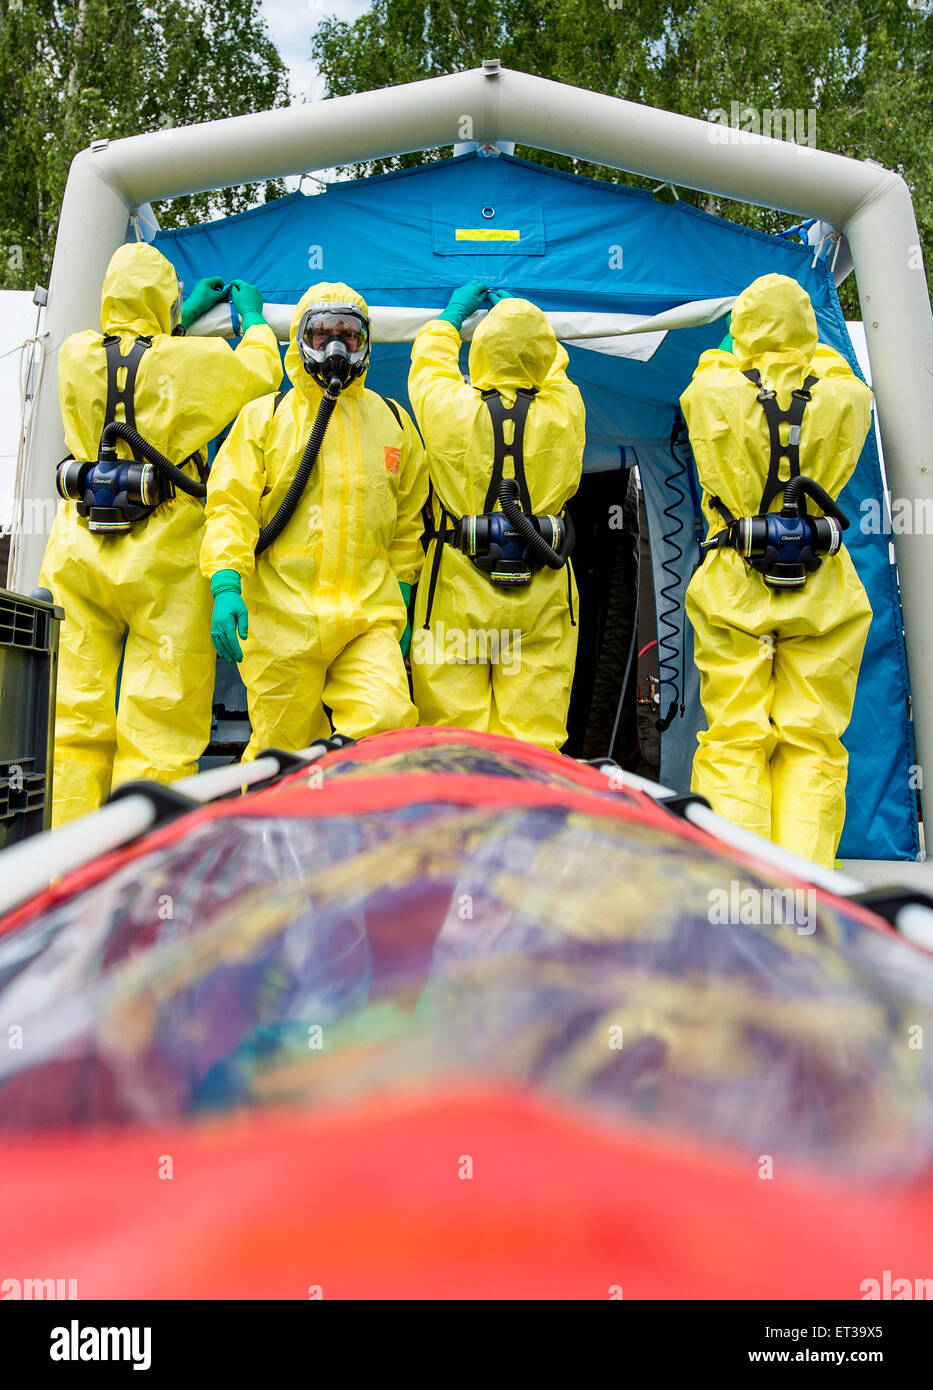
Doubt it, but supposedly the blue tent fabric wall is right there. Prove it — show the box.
[155,152,918,860]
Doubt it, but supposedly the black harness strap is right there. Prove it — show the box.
[709,495,737,526]
[481,387,537,514]
[419,481,458,630]
[379,394,403,429]
[102,334,151,435]
[102,331,201,504]
[101,332,208,490]
[743,368,819,513]
[421,386,570,629]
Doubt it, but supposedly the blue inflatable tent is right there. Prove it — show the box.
[156,151,916,860]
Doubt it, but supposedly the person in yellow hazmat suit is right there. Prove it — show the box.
[40,242,281,826]
[200,283,426,757]
[682,272,873,866]
[407,281,585,752]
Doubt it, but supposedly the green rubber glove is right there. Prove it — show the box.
[180,277,226,330]
[438,278,489,331]
[487,288,515,304]
[718,316,733,352]
[398,581,413,660]
[210,570,248,663]
[229,279,266,332]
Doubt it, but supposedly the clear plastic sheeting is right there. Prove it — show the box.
[0,738,932,1178]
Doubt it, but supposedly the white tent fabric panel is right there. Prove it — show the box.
[189,296,737,362]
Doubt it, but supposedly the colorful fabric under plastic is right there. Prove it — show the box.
[0,730,930,1185]
[3,728,933,1296]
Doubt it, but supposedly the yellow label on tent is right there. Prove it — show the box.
[455,229,521,242]
[432,205,544,256]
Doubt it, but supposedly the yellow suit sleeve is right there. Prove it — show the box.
[538,342,586,505]
[407,319,478,514]
[166,324,282,445]
[200,395,273,582]
[389,407,429,586]
[227,324,283,408]
[407,319,464,424]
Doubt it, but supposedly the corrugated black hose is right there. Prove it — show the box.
[497,476,574,568]
[99,421,206,497]
[256,378,342,555]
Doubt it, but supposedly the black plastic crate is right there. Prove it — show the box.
[0,587,63,847]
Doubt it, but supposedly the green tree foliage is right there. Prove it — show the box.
[312,0,933,315]
[0,0,288,289]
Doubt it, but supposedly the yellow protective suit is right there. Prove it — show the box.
[200,283,426,757]
[407,300,585,752]
[40,242,281,826]
[682,273,873,866]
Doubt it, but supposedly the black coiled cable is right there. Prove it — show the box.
[656,425,689,732]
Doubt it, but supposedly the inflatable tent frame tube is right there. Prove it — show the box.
[12,65,933,849]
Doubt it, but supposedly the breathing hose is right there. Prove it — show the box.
[781,474,849,527]
[99,421,206,498]
[497,475,574,569]
[256,377,342,555]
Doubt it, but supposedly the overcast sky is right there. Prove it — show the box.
[260,0,372,104]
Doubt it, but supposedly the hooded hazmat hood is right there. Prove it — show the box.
[100,243,180,338]
[729,273,818,374]
[468,298,557,398]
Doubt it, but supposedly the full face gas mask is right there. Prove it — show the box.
[296,303,371,391]
[254,304,371,554]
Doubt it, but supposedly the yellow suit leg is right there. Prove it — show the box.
[410,636,494,733]
[323,626,418,738]
[43,568,124,827]
[241,624,416,758]
[410,543,494,732]
[489,575,578,753]
[113,571,215,790]
[240,643,328,761]
[770,575,872,866]
[687,580,776,842]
